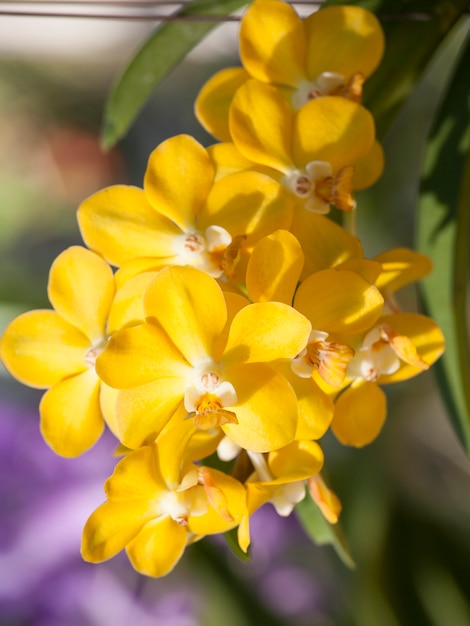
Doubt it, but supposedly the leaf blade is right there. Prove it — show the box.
[417,28,470,452]
[102,0,247,149]
[295,491,356,569]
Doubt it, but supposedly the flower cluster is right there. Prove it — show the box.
[0,0,445,577]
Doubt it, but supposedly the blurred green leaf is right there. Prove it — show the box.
[295,490,356,569]
[102,0,246,149]
[417,30,470,452]
[223,527,251,562]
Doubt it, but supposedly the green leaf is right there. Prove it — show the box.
[295,490,356,569]
[223,527,251,562]
[102,0,247,149]
[417,29,470,452]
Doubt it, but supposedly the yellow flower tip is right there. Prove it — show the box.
[308,475,342,524]
[198,466,234,523]
[238,514,251,553]
[291,330,355,388]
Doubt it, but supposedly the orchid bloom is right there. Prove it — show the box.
[0,246,150,456]
[195,0,384,141]
[82,420,247,577]
[227,79,377,213]
[78,134,292,286]
[331,313,445,447]
[96,265,312,453]
[245,229,384,440]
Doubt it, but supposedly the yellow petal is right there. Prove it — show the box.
[291,211,364,279]
[378,313,445,383]
[222,363,298,452]
[198,467,234,522]
[195,67,250,141]
[332,381,386,447]
[144,134,214,232]
[353,140,384,190]
[222,301,311,367]
[107,270,159,334]
[240,0,307,86]
[294,269,383,334]
[1,310,89,388]
[104,445,165,500]
[203,171,293,248]
[268,440,324,483]
[189,467,246,534]
[212,291,250,360]
[126,515,187,577]
[144,266,227,366]
[374,248,433,294]
[81,499,156,563]
[207,142,254,180]
[96,322,189,389]
[78,185,180,266]
[293,97,375,171]
[279,364,334,440]
[48,246,114,344]
[338,258,382,285]
[307,475,342,524]
[237,514,251,553]
[39,368,104,457]
[246,230,303,304]
[99,382,120,437]
[304,5,384,82]
[230,80,294,173]
[155,419,199,489]
[238,482,275,551]
[115,381,185,449]
[114,258,174,289]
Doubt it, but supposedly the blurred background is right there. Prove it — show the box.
[1,5,470,626]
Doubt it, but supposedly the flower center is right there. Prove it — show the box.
[84,338,108,369]
[292,72,364,109]
[175,225,233,278]
[291,330,355,388]
[283,161,355,213]
[184,370,238,430]
[347,323,430,383]
[158,467,206,525]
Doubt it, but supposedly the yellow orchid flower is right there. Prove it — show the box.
[82,420,247,577]
[245,229,384,439]
[96,265,312,452]
[0,246,151,457]
[237,440,324,552]
[78,134,292,286]
[195,0,384,141]
[228,80,376,214]
[331,313,445,447]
